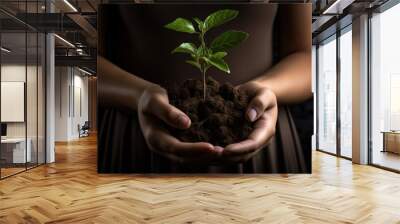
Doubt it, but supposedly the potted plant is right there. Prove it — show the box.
[165,9,253,146]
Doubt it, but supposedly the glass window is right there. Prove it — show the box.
[312,45,317,150]
[318,36,337,154]
[0,1,46,179]
[1,31,28,178]
[339,28,352,158]
[371,3,400,171]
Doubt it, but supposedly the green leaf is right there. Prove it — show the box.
[171,43,197,55]
[203,56,230,74]
[193,17,204,32]
[196,45,204,56]
[164,18,196,34]
[213,51,227,58]
[210,30,249,52]
[204,9,238,31]
[186,60,201,70]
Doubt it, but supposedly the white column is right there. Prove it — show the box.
[45,0,56,163]
[46,32,55,163]
[55,67,73,141]
[352,14,369,164]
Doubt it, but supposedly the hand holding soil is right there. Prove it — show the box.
[168,77,253,147]
[164,9,255,148]
[168,79,278,163]
[222,81,278,163]
[159,9,278,163]
[138,84,224,163]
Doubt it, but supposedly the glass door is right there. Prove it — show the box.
[339,26,352,158]
[370,2,400,171]
[1,30,28,178]
[0,1,46,179]
[317,35,337,154]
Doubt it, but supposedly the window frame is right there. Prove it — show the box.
[315,23,353,160]
[367,0,400,173]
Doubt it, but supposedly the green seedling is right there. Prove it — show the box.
[164,9,249,100]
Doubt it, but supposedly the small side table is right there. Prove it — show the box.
[381,131,400,154]
[1,138,32,164]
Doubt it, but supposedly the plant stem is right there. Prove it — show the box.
[200,31,207,101]
[202,68,206,101]
[200,33,206,51]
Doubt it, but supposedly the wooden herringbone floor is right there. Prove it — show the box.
[1,135,400,224]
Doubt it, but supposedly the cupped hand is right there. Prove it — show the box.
[138,85,223,163]
[222,81,278,163]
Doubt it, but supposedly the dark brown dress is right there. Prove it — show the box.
[98,3,312,173]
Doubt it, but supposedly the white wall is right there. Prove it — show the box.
[1,65,26,140]
[1,82,25,122]
[55,66,70,141]
[55,67,89,141]
[1,65,38,138]
[1,63,46,164]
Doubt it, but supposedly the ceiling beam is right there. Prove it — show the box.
[67,13,97,47]
[322,0,356,14]
[55,55,96,71]
[312,15,335,33]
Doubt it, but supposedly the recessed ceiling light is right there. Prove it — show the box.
[1,47,11,53]
[54,34,75,48]
[63,0,78,12]
[77,67,93,76]
[322,0,354,15]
